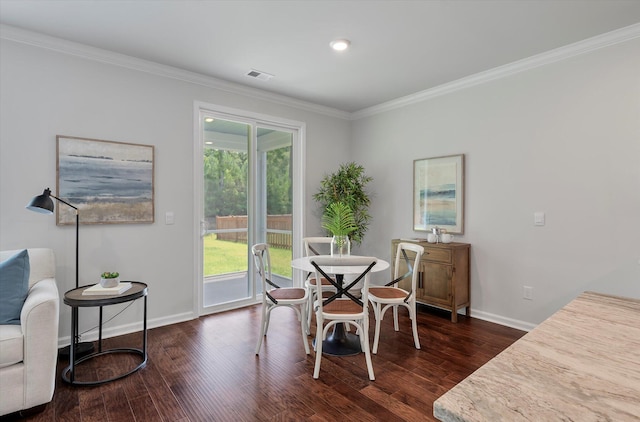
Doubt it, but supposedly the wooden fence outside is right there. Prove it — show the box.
[215,214,292,249]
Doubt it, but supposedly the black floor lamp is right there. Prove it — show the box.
[26,188,94,358]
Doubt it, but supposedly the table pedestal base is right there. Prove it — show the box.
[314,323,362,356]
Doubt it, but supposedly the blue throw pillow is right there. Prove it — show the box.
[0,249,30,325]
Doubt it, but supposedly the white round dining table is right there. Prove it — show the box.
[290,255,389,274]
[291,255,389,356]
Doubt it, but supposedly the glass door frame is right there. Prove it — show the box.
[193,101,306,317]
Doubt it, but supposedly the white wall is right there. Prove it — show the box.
[352,37,640,329]
[0,35,350,343]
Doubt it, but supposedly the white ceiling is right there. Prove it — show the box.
[1,0,640,113]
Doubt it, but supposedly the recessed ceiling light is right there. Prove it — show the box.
[330,39,351,51]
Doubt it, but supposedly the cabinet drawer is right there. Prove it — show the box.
[424,247,452,263]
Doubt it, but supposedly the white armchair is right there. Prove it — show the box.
[0,248,59,416]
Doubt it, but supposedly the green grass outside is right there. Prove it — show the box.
[203,234,292,278]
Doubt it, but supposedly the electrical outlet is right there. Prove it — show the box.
[523,286,533,300]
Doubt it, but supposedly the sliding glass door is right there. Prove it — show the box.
[196,104,304,315]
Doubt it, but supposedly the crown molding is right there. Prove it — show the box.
[0,24,352,120]
[351,23,640,120]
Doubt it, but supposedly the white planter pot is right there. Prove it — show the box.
[100,277,119,288]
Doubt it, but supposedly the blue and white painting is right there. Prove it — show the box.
[421,182,457,225]
[414,155,464,233]
[57,136,154,225]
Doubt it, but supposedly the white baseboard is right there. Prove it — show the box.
[470,309,536,332]
[417,302,537,332]
[57,311,196,348]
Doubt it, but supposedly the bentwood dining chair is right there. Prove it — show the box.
[252,243,310,355]
[310,256,377,380]
[367,242,424,354]
[303,237,336,328]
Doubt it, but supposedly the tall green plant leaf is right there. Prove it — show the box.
[321,202,357,237]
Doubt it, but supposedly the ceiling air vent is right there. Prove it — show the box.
[246,69,274,81]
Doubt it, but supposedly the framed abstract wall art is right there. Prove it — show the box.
[56,135,154,225]
[413,154,464,234]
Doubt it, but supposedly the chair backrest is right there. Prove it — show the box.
[310,256,377,309]
[251,243,274,295]
[303,237,332,257]
[391,242,424,293]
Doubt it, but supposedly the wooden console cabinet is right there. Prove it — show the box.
[391,239,470,322]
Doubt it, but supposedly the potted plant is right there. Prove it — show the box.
[100,271,120,288]
[321,202,356,256]
[314,162,372,245]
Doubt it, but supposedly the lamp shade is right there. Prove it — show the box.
[26,188,55,214]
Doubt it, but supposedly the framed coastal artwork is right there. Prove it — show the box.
[56,135,154,225]
[413,154,464,234]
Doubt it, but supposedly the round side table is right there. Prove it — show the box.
[62,281,148,386]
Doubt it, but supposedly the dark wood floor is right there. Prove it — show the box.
[4,304,524,422]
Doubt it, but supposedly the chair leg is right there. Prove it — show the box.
[255,305,270,355]
[307,290,314,332]
[300,304,310,354]
[393,305,399,331]
[361,318,375,381]
[372,302,383,354]
[264,309,272,334]
[313,315,324,379]
[358,320,367,350]
[301,300,310,335]
[409,303,421,350]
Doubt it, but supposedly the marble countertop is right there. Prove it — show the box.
[433,291,640,421]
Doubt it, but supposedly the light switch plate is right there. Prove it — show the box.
[534,212,545,226]
[165,211,175,225]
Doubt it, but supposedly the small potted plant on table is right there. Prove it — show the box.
[100,271,120,288]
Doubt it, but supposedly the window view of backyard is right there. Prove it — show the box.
[203,233,292,279]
